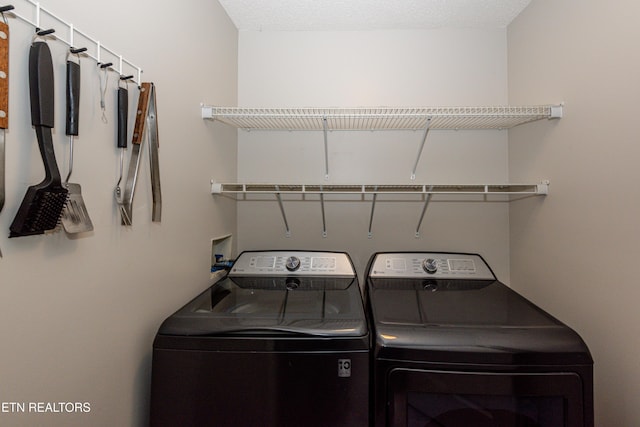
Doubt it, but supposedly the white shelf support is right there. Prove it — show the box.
[274,185,291,238]
[411,117,432,180]
[322,117,329,179]
[202,105,215,119]
[319,185,327,238]
[415,186,434,238]
[550,104,563,119]
[368,186,378,239]
[537,180,550,195]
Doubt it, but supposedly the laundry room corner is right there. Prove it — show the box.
[4,0,634,425]
[0,1,237,426]
[508,0,640,425]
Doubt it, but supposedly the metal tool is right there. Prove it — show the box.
[121,82,161,224]
[121,83,149,224]
[61,48,93,234]
[0,8,10,256]
[147,83,161,222]
[10,40,68,238]
[115,79,130,225]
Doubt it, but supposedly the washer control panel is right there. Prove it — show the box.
[369,252,495,280]
[229,251,355,277]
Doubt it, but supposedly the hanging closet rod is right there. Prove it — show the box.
[4,0,142,82]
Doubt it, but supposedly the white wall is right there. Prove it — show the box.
[508,0,640,425]
[0,1,237,426]
[236,29,514,281]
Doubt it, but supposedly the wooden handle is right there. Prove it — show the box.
[0,21,9,130]
[132,82,151,145]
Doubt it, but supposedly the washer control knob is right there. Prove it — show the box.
[422,258,438,274]
[285,256,301,272]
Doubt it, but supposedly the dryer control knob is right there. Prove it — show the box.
[285,256,301,272]
[422,258,438,274]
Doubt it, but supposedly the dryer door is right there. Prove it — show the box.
[387,368,587,427]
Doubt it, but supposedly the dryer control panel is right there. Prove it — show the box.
[368,252,495,280]
[229,251,355,277]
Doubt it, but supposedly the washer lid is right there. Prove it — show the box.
[158,276,367,337]
[369,278,555,328]
[368,278,592,364]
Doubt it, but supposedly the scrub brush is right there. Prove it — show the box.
[9,41,67,237]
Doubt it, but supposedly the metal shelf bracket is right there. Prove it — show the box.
[411,117,432,180]
[368,186,378,239]
[415,185,434,238]
[550,104,563,119]
[274,185,291,238]
[319,185,327,238]
[537,180,550,195]
[202,105,214,119]
[322,117,329,179]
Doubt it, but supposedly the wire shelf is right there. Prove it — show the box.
[212,182,549,196]
[211,181,549,239]
[202,105,558,237]
[202,105,562,130]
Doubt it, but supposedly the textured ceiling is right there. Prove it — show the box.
[218,0,532,31]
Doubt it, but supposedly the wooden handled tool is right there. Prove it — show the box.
[121,83,152,224]
[0,19,8,255]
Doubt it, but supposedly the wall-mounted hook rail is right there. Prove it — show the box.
[7,0,143,83]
